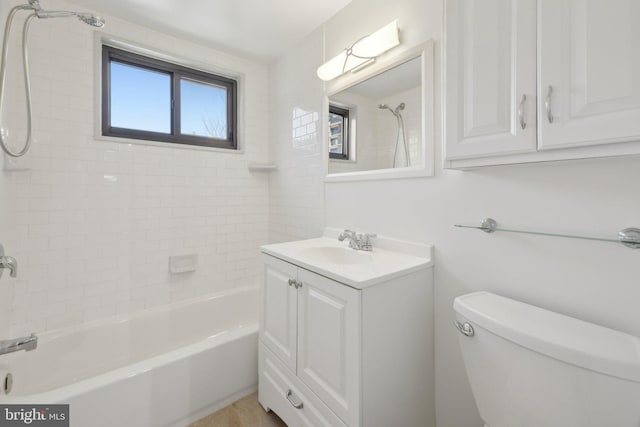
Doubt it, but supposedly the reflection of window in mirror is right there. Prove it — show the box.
[329,104,351,160]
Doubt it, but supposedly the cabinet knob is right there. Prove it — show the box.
[287,279,303,288]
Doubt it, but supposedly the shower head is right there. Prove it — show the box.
[35,9,105,28]
[378,103,405,117]
[378,104,395,115]
[76,13,105,28]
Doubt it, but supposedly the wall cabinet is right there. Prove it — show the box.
[445,0,640,168]
[444,0,537,159]
[259,252,434,427]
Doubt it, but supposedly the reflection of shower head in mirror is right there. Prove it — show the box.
[378,102,410,167]
[378,103,405,117]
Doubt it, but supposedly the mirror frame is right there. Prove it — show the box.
[323,40,434,182]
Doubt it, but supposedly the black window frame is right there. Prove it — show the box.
[328,104,350,160]
[102,45,238,150]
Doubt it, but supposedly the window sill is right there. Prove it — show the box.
[329,158,357,164]
[94,134,245,155]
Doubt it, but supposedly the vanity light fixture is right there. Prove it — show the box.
[316,20,400,81]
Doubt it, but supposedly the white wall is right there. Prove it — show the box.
[268,28,325,243]
[270,0,640,426]
[328,156,640,427]
[0,0,270,336]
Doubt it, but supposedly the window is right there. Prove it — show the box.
[329,105,350,159]
[102,45,238,149]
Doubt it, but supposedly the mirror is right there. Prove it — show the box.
[325,42,434,181]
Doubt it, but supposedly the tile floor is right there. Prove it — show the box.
[189,393,286,427]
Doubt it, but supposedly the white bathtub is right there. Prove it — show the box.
[0,287,259,427]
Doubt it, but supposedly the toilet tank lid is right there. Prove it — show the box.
[454,291,640,383]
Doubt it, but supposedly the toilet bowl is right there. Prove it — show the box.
[453,291,640,427]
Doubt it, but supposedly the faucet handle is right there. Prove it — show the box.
[360,233,377,251]
[0,243,17,279]
[338,229,357,241]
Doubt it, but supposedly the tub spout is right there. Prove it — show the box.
[0,334,37,356]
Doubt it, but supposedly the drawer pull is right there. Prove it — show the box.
[286,389,304,409]
[288,279,295,287]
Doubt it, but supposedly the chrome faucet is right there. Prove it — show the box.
[0,334,37,356]
[338,229,377,251]
[0,244,17,278]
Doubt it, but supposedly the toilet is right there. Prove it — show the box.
[453,291,640,427]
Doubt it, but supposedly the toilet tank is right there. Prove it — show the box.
[453,292,640,427]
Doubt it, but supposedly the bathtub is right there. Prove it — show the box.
[0,287,259,427]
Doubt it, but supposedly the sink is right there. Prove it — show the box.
[299,246,373,265]
[261,231,433,289]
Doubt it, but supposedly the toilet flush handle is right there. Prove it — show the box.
[454,320,474,337]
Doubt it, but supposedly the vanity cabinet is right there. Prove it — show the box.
[445,0,640,168]
[260,255,359,426]
[258,250,434,427]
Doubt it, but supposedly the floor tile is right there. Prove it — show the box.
[189,393,286,427]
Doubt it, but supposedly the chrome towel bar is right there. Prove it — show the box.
[454,218,640,249]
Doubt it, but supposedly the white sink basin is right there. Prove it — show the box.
[298,246,373,265]
[261,231,433,289]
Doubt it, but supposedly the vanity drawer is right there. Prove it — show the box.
[259,343,348,427]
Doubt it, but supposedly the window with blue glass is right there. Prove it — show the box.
[102,45,237,149]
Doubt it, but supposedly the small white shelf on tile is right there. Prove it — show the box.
[248,162,277,172]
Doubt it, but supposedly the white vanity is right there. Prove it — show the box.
[258,229,434,427]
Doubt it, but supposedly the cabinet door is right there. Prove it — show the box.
[538,0,640,150]
[260,255,298,373]
[296,269,361,427]
[445,0,537,160]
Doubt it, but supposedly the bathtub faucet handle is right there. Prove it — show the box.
[0,244,18,278]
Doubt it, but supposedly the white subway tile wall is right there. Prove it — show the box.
[268,28,325,244]
[0,0,270,336]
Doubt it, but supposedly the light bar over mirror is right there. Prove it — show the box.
[316,20,401,82]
